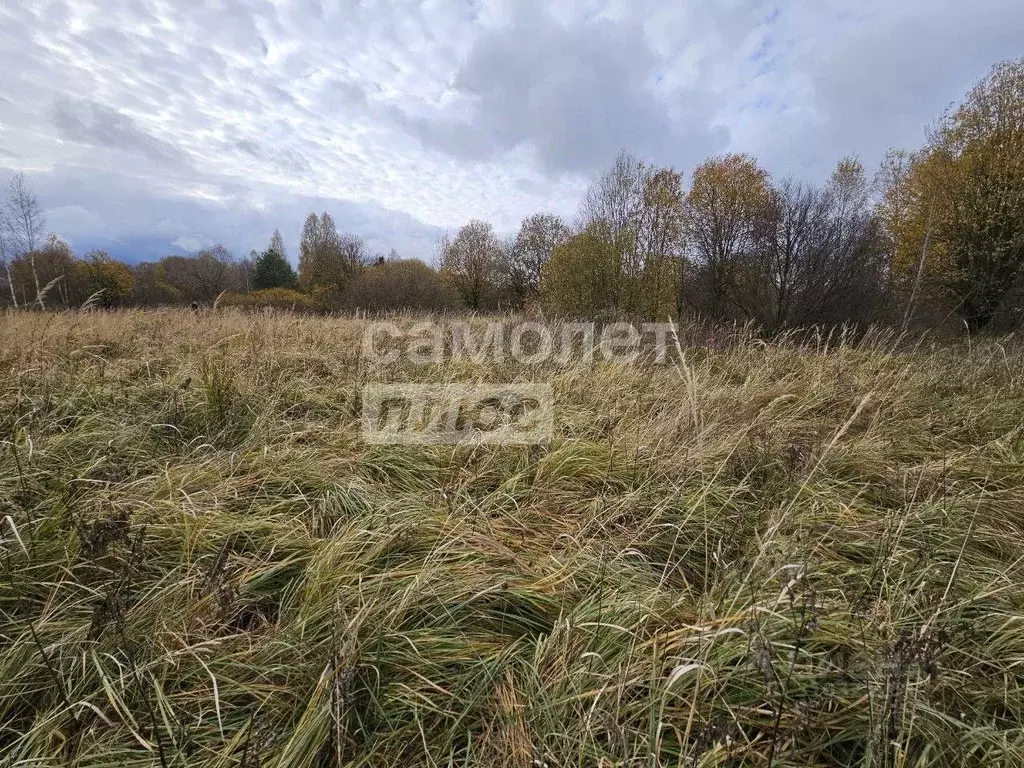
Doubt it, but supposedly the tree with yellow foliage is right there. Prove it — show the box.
[77,251,136,308]
[541,222,620,316]
[683,153,774,320]
[880,58,1024,330]
[543,152,681,317]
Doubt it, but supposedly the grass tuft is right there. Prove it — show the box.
[2,308,1024,766]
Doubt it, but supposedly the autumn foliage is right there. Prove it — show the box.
[1,58,1023,332]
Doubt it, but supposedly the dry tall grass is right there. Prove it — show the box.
[2,308,1024,766]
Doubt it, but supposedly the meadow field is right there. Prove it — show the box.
[2,308,1024,767]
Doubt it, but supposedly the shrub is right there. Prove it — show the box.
[217,288,322,312]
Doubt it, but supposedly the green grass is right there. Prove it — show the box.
[2,308,1024,766]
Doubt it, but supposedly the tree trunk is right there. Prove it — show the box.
[901,208,933,333]
[3,263,16,308]
[31,253,44,310]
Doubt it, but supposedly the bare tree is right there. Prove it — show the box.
[574,152,684,316]
[752,161,889,329]
[5,173,45,307]
[439,220,504,310]
[269,229,287,261]
[755,179,832,330]
[298,212,364,301]
[578,150,647,240]
[338,233,366,274]
[159,247,235,304]
[578,151,647,309]
[505,213,570,305]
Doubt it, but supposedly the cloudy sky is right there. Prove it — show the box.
[0,0,1021,263]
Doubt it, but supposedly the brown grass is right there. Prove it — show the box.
[1,308,1023,766]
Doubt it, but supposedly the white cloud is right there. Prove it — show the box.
[0,0,1020,261]
[171,235,210,253]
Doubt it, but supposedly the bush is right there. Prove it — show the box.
[217,288,323,312]
[345,258,457,312]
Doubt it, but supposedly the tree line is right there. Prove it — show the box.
[2,58,1022,331]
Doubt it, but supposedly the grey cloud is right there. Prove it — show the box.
[258,82,298,107]
[233,139,313,174]
[278,149,313,174]
[404,2,728,173]
[52,97,190,169]
[320,79,369,109]
[236,140,261,156]
[4,0,1023,259]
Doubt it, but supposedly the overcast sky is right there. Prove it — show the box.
[1,0,1021,263]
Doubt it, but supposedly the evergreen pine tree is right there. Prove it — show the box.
[253,230,297,290]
